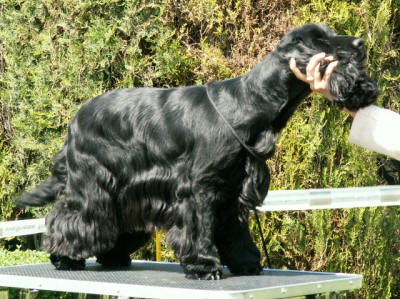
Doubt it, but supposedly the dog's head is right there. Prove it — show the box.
[278,23,379,111]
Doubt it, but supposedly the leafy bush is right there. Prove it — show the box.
[0,248,49,266]
[0,0,399,298]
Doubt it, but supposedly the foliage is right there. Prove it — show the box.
[0,248,49,266]
[0,0,399,298]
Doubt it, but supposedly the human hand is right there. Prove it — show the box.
[289,54,357,117]
[290,53,338,100]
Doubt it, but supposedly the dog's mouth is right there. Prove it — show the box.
[326,61,379,111]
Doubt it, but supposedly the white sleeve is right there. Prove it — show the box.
[349,105,400,161]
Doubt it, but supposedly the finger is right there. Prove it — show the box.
[290,58,308,82]
[314,62,322,82]
[321,60,338,84]
[306,52,326,77]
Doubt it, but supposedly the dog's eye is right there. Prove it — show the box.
[335,51,348,60]
[293,36,303,43]
[315,38,329,47]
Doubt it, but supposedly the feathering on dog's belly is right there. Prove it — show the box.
[18,24,378,280]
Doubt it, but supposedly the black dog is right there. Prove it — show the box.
[18,24,378,279]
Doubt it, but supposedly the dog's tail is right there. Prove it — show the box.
[17,145,67,207]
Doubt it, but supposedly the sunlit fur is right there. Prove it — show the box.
[18,24,378,279]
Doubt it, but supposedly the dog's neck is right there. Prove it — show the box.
[241,52,311,131]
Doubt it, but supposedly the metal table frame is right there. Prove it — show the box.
[0,260,362,299]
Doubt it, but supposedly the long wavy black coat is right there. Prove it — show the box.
[18,24,378,279]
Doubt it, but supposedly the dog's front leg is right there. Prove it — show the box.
[215,209,262,276]
[167,190,223,280]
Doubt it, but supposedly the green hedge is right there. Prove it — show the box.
[0,0,399,298]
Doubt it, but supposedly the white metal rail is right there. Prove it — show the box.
[0,218,46,239]
[1,185,399,239]
[259,185,400,212]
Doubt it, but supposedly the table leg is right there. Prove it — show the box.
[0,288,9,299]
[19,289,38,299]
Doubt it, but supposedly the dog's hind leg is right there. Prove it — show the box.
[215,209,262,276]
[96,232,151,267]
[45,178,120,270]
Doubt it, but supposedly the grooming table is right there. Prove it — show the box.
[0,260,362,299]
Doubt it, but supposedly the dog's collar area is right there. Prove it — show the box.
[205,83,265,162]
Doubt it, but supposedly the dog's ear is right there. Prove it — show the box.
[237,130,277,221]
[238,156,270,222]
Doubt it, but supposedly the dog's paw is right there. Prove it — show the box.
[185,269,223,280]
[96,253,131,267]
[182,258,223,280]
[50,254,85,270]
[229,261,263,276]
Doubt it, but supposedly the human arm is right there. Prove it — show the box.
[348,106,400,160]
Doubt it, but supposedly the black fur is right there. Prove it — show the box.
[18,24,378,279]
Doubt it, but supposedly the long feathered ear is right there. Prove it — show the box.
[238,155,270,222]
[238,130,276,221]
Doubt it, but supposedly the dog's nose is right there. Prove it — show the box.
[352,38,364,48]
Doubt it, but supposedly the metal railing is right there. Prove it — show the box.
[1,185,399,239]
[258,185,400,211]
